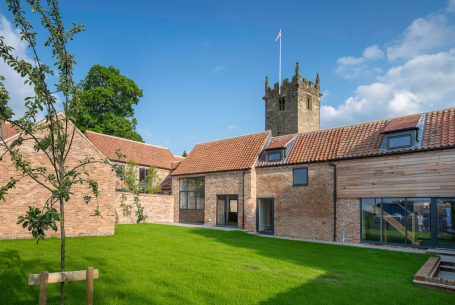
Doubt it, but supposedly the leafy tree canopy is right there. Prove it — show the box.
[74,65,144,142]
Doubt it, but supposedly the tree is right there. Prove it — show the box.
[0,1,108,304]
[182,150,187,157]
[74,64,144,142]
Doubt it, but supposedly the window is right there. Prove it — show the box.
[179,177,205,210]
[139,168,148,185]
[279,97,285,111]
[266,150,283,162]
[306,96,312,110]
[387,133,412,149]
[293,167,308,186]
[360,198,455,249]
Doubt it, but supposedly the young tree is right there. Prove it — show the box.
[73,64,144,142]
[0,1,107,304]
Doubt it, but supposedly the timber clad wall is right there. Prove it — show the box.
[115,192,174,224]
[0,126,116,240]
[256,164,334,241]
[336,149,455,198]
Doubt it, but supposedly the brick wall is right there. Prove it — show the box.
[115,192,174,224]
[172,170,255,229]
[336,198,360,243]
[0,125,116,240]
[256,164,334,241]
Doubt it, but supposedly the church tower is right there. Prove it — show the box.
[263,63,321,136]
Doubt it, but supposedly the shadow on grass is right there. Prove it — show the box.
[186,227,447,305]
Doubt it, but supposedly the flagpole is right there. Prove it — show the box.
[278,29,282,95]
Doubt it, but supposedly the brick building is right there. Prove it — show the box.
[172,66,455,250]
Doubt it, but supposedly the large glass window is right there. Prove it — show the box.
[179,177,205,210]
[361,198,454,249]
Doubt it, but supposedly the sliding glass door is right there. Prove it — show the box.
[216,195,238,227]
[361,198,455,249]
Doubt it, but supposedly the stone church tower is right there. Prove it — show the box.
[263,63,321,136]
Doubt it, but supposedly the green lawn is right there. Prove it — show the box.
[0,224,451,305]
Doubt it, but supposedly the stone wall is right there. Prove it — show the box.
[336,198,360,243]
[256,163,334,241]
[0,124,116,240]
[115,192,174,224]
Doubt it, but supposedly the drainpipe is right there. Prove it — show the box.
[242,171,246,229]
[329,162,337,242]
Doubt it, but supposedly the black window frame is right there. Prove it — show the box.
[179,177,205,210]
[266,149,283,162]
[279,97,285,111]
[293,167,308,187]
[386,133,413,149]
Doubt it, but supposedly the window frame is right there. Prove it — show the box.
[179,177,205,210]
[306,95,312,110]
[266,149,283,162]
[386,133,413,149]
[293,167,308,187]
[279,97,285,111]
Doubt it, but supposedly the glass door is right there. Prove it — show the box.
[436,198,455,249]
[257,198,274,234]
[216,195,238,227]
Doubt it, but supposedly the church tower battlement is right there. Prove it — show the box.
[263,63,321,136]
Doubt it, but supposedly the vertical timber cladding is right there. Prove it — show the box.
[335,149,455,243]
[255,164,334,241]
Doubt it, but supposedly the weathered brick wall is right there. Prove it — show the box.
[336,199,360,243]
[172,170,255,229]
[112,161,170,191]
[256,164,334,241]
[0,125,116,240]
[115,192,174,224]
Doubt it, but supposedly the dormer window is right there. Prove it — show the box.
[266,149,283,162]
[387,133,412,149]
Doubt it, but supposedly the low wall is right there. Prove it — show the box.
[115,192,174,224]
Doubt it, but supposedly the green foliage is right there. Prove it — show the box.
[72,65,143,142]
[116,161,147,223]
[143,166,161,194]
[182,150,188,157]
[17,206,60,242]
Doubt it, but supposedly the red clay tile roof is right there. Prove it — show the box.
[85,131,181,170]
[423,107,455,149]
[0,122,20,139]
[382,114,421,133]
[172,131,271,175]
[265,134,295,150]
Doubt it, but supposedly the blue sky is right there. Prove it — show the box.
[1,0,455,155]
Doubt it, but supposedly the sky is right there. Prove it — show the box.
[1,0,455,155]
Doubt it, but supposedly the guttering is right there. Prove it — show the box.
[329,162,337,242]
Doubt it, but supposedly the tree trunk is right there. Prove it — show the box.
[60,197,65,305]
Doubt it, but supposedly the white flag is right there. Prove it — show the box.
[275,29,281,41]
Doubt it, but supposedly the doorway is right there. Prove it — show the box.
[216,195,238,227]
[257,198,274,235]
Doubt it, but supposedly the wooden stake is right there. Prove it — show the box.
[86,267,94,305]
[39,271,49,305]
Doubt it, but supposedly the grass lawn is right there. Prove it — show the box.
[0,224,452,305]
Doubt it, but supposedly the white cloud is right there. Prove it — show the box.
[322,49,455,127]
[0,15,34,117]
[387,13,455,60]
[336,45,384,79]
[326,1,455,127]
